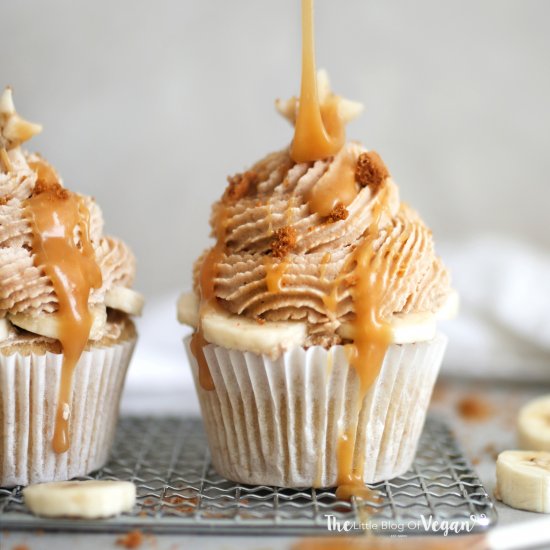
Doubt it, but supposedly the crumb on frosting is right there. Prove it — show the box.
[271,226,297,258]
[326,203,349,223]
[355,151,389,190]
[31,180,70,200]
[223,171,258,203]
[0,194,11,206]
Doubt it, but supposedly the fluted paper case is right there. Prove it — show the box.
[185,333,447,487]
[0,337,136,487]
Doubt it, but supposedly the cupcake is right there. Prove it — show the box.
[0,88,143,487]
[178,2,456,491]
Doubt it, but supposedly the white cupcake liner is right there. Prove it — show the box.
[185,334,447,487]
[0,337,136,487]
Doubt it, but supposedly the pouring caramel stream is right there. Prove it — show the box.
[26,175,102,453]
[291,0,345,163]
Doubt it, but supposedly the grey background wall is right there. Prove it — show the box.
[2,0,549,298]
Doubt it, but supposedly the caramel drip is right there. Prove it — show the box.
[0,147,12,172]
[335,185,393,494]
[290,0,345,163]
[28,159,59,187]
[265,257,288,293]
[191,207,228,391]
[26,181,102,454]
[308,148,358,217]
[319,252,331,278]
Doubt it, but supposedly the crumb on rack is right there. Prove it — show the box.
[326,203,348,223]
[116,530,144,549]
[31,180,69,200]
[483,443,499,461]
[223,171,258,203]
[271,226,297,258]
[457,396,494,422]
[355,151,389,190]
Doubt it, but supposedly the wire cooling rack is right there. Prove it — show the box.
[0,416,496,535]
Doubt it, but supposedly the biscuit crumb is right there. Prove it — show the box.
[326,203,348,223]
[223,171,258,202]
[271,226,297,258]
[0,195,10,206]
[31,180,70,200]
[457,396,493,422]
[116,530,143,549]
[355,151,389,189]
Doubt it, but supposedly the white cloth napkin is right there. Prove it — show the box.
[440,236,550,380]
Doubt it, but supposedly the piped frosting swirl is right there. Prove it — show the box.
[194,141,451,348]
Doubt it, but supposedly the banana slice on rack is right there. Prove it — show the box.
[496,450,550,513]
[23,480,136,519]
[518,395,550,451]
[105,286,144,316]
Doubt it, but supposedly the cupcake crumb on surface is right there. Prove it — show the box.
[355,150,389,189]
[116,530,144,549]
[457,395,494,422]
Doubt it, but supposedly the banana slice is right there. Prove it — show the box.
[23,480,136,519]
[518,395,550,451]
[105,286,144,316]
[9,305,107,341]
[177,291,199,327]
[201,306,307,357]
[496,450,550,513]
[0,317,10,341]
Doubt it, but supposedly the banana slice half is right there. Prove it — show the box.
[9,305,107,341]
[0,317,10,341]
[105,286,144,316]
[518,395,550,452]
[496,450,550,513]
[23,480,136,519]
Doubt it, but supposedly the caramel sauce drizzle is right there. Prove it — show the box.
[265,257,288,293]
[0,148,12,172]
[26,169,102,454]
[308,148,358,217]
[290,0,345,163]
[191,206,229,391]
[335,186,393,498]
[290,0,393,498]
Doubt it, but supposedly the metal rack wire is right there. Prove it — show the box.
[0,416,496,535]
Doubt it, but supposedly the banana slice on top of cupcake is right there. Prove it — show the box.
[0,87,143,487]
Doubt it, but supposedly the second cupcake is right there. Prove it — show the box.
[0,88,143,487]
